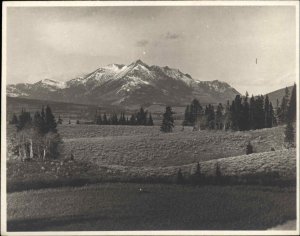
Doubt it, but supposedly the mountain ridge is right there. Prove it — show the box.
[7,60,240,107]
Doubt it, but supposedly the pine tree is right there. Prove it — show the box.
[96,114,102,125]
[147,113,154,126]
[160,106,174,132]
[191,99,202,125]
[45,105,57,133]
[240,93,250,131]
[223,100,232,130]
[136,107,147,125]
[284,120,295,147]
[253,96,265,129]
[33,111,46,134]
[215,103,223,130]
[102,113,108,125]
[264,95,271,128]
[16,109,32,131]
[249,95,255,129]
[182,105,192,126]
[287,83,296,123]
[246,142,253,155]
[129,114,137,125]
[110,113,118,125]
[269,102,276,127]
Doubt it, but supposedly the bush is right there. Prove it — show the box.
[246,142,253,155]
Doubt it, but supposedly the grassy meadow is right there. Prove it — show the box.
[6,123,297,231]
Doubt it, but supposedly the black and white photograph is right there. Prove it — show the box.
[1,1,299,235]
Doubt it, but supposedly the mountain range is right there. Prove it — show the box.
[7,60,240,108]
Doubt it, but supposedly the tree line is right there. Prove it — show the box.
[182,84,296,132]
[9,106,62,161]
[94,107,154,126]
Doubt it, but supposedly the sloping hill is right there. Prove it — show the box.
[266,86,293,106]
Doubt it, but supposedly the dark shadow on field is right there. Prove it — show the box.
[7,184,296,231]
[7,209,296,232]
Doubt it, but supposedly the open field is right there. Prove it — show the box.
[7,124,296,191]
[6,124,297,231]
[7,124,288,167]
[7,183,296,231]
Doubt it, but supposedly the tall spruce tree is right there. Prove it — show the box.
[287,83,296,123]
[102,113,108,125]
[160,106,174,132]
[136,107,147,125]
[215,103,223,130]
[240,93,250,131]
[16,109,32,131]
[147,113,154,126]
[249,95,255,129]
[45,105,57,133]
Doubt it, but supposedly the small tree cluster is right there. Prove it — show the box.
[95,107,154,126]
[12,106,62,161]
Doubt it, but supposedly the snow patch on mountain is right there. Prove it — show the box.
[36,79,67,89]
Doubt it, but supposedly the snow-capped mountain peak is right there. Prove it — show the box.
[6,60,240,107]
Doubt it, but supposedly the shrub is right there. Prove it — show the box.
[246,142,253,155]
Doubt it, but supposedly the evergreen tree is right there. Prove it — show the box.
[284,120,295,147]
[215,103,223,130]
[223,100,232,130]
[240,93,250,131]
[102,113,108,125]
[249,95,255,129]
[33,111,46,134]
[16,109,32,131]
[264,95,271,128]
[129,114,137,125]
[246,142,253,155]
[160,106,174,132]
[287,83,296,123]
[136,107,147,125]
[190,99,202,125]
[96,114,102,125]
[205,104,215,129]
[147,113,154,126]
[253,96,265,129]
[278,87,290,124]
[182,105,192,126]
[269,102,276,127]
[232,95,242,130]
[110,113,118,125]
[45,105,57,133]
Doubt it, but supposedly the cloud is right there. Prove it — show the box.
[165,32,181,40]
[135,39,149,47]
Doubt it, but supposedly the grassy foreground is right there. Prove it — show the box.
[7,183,296,231]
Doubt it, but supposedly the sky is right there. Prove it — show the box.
[6,6,297,95]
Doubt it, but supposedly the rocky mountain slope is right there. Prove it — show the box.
[7,60,240,107]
